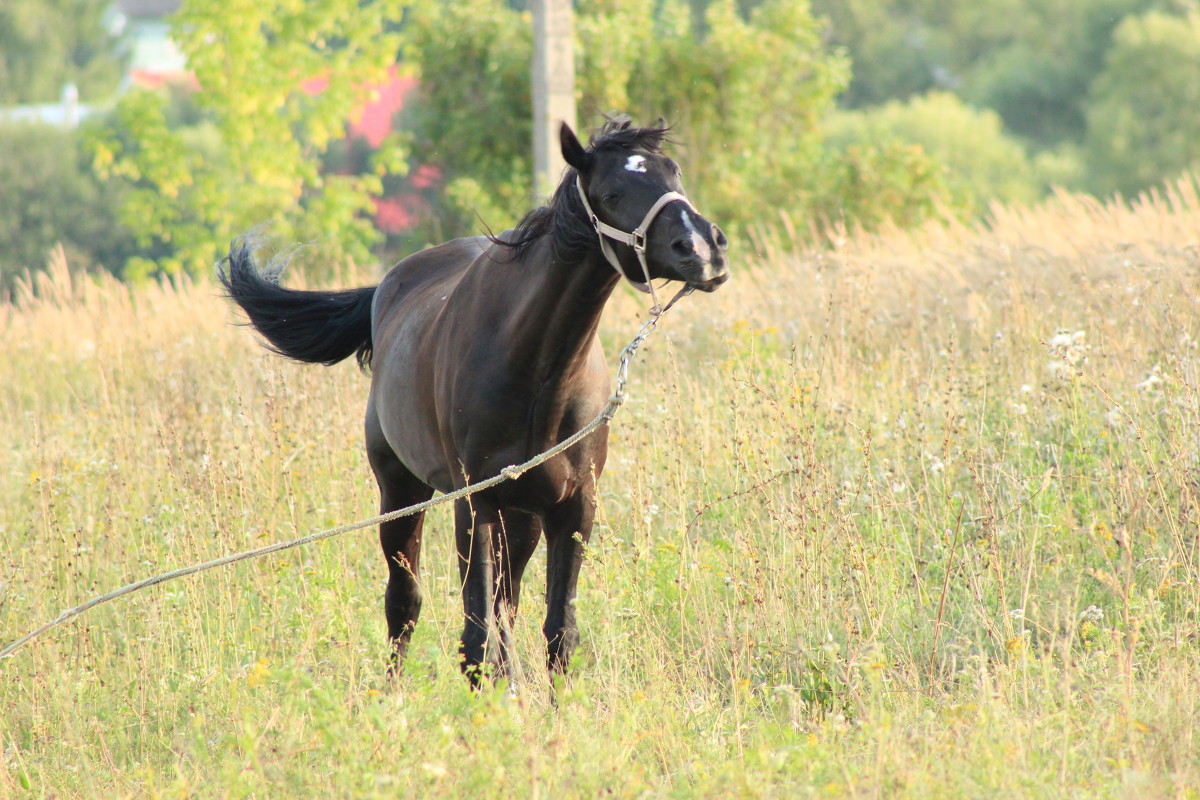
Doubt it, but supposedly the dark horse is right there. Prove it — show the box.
[220,118,729,684]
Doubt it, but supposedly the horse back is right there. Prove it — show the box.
[371,236,489,335]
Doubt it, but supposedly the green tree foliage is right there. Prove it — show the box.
[590,0,850,233]
[0,123,133,293]
[401,0,862,242]
[0,0,125,104]
[398,0,534,244]
[813,140,951,231]
[1084,11,1200,197]
[962,0,1151,148]
[91,0,410,280]
[825,92,1038,216]
[808,0,945,109]
[812,0,1155,148]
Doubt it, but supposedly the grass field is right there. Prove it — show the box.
[3,180,1200,798]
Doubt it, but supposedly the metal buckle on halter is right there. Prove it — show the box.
[632,230,647,253]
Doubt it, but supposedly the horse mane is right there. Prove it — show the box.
[493,117,672,262]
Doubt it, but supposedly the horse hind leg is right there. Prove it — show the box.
[367,414,433,677]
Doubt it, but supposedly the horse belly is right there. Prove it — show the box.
[370,304,456,493]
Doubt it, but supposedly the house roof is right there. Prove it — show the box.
[113,0,181,18]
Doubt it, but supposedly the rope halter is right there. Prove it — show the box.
[575,174,697,314]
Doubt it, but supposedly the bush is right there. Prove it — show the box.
[811,141,952,231]
[824,92,1039,216]
[0,122,133,293]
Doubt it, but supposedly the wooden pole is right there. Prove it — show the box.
[532,0,576,199]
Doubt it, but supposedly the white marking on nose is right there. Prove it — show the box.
[625,155,647,173]
[680,209,713,275]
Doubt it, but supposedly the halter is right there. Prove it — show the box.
[575,174,697,314]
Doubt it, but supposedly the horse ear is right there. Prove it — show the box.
[560,122,592,172]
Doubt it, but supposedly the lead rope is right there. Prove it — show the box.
[0,291,692,662]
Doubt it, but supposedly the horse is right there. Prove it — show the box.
[219,117,729,685]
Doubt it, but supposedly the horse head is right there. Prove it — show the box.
[561,118,730,293]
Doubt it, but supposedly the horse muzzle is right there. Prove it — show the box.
[687,269,730,293]
[672,220,729,292]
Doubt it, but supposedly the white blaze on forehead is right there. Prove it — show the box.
[680,208,714,274]
[625,154,647,173]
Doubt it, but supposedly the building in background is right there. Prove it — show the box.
[110,0,188,90]
[0,0,185,126]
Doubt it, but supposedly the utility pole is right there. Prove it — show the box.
[531,0,576,199]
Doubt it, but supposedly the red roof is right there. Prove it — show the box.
[351,73,416,148]
[127,68,194,90]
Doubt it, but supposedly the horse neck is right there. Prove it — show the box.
[504,240,621,382]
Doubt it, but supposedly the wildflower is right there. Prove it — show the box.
[246,658,270,687]
[1047,329,1089,376]
[1135,367,1163,392]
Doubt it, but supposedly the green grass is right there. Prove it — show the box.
[3,180,1200,798]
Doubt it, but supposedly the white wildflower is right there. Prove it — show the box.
[1047,329,1089,375]
[1135,367,1163,392]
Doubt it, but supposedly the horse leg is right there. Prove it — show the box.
[367,412,433,676]
[492,509,542,677]
[542,494,596,677]
[455,497,502,686]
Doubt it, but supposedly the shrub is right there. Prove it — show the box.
[0,122,133,293]
[824,92,1039,216]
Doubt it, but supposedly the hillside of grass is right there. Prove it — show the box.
[2,180,1200,797]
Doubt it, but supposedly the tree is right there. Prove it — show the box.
[811,0,1156,148]
[400,0,855,242]
[91,0,410,280]
[602,0,850,231]
[0,0,125,104]
[809,0,947,108]
[397,0,535,244]
[1084,11,1200,197]
[959,0,1152,148]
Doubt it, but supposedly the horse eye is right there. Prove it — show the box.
[602,194,622,207]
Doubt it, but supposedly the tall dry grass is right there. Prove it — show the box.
[2,179,1199,797]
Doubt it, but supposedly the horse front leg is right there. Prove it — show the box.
[454,497,500,686]
[491,509,542,677]
[543,494,596,677]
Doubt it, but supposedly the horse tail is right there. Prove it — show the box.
[218,238,376,370]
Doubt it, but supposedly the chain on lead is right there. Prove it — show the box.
[612,315,660,404]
